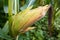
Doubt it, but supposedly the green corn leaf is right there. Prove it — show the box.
[55,10,60,18]
[2,21,9,35]
[20,0,35,10]
[0,33,13,40]
[0,21,13,40]
[0,28,13,40]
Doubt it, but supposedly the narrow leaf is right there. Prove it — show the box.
[2,21,9,34]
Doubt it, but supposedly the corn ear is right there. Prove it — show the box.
[10,5,50,37]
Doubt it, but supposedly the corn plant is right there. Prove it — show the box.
[0,0,60,40]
